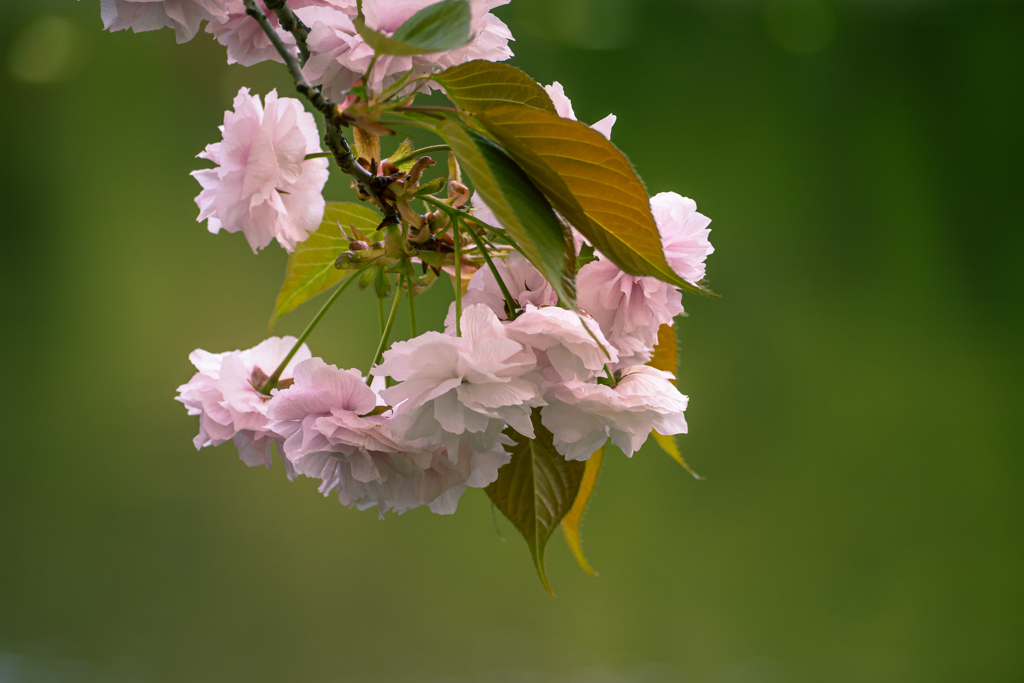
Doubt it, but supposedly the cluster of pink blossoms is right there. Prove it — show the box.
[176,190,713,517]
[99,0,513,92]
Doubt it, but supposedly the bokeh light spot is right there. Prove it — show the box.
[8,14,85,85]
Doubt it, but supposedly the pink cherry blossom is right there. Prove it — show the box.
[175,336,311,474]
[543,81,616,140]
[505,305,616,383]
[375,304,543,458]
[207,1,356,66]
[100,0,229,43]
[541,366,689,460]
[651,191,714,286]
[266,358,502,515]
[303,0,514,101]
[444,250,557,328]
[192,88,329,253]
[577,258,683,368]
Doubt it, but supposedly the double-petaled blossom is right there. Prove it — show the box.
[543,81,616,140]
[505,305,616,383]
[99,0,229,43]
[542,366,689,461]
[651,191,714,286]
[303,0,514,101]
[375,304,543,458]
[175,336,311,474]
[577,259,683,369]
[266,358,505,516]
[192,88,329,253]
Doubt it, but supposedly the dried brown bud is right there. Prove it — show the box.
[349,240,370,251]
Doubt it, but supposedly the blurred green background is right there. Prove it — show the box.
[1,0,1022,681]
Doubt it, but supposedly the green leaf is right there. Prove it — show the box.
[388,138,416,172]
[433,61,556,114]
[438,118,576,307]
[575,242,597,272]
[561,447,603,577]
[354,0,471,57]
[475,105,712,295]
[269,202,382,329]
[486,409,587,595]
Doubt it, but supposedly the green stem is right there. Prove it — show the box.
[304,151,333,160]
[420,195,521,254]
[423,195,518,321]
[406,261,418,337]
[454,219,462,337]
[461,219,519,320]
[364,53,379,94]
[260,267,367,394]
[366,275,404,385]
[387,144,450,168]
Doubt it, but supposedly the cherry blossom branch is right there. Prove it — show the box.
[263,0,311,63]
[241,0,394,221]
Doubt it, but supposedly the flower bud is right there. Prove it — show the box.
[349,240,370,251]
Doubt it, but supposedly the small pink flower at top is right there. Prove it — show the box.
[100,0,229,43]
[207,1,356,67]
[175,336,311,474]
[303,0,514,101]
[192,88,329,253]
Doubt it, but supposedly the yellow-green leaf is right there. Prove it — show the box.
[561,447,604,576]
[652,431,702,479]
[485,409,587,595]
[475,105,711,295]
[433,60,556,114]
[269,202,382,329]
[387,138,416,172]
[353,127,380,163]
[648,322,678,375]
[439,118,576,307]
[648,323,702,478]
[354,0,471,56]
